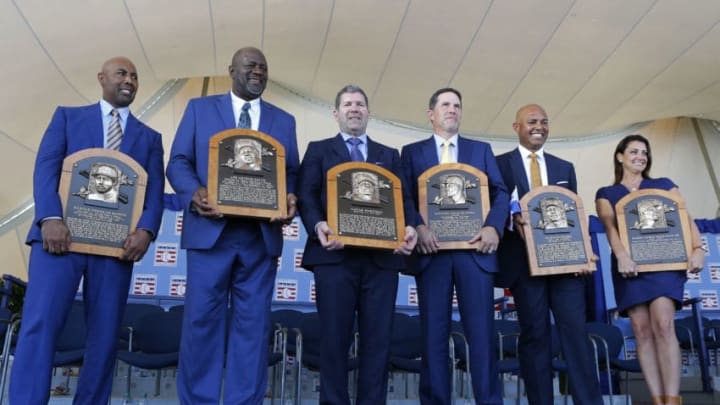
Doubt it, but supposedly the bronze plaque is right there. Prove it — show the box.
[58,148,147,257]
[615,189,692,272]
[327,162,405,250]
[208,129,287,219]
[520,186,595,276]
[418,164,490,250]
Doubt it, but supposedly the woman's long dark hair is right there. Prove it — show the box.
[612,134,652,185]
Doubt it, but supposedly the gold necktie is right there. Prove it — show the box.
[530,152,542,188]
[440,140,452,164]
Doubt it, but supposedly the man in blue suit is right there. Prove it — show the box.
[9,57,164,404]
[400,88,508,405]
[495,104,602,405]
[166,47,299,404]
[297,85,417,405]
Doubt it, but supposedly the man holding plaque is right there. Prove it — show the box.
[495,104,602,405]
[166,47,299,404]
[10,57,164,404]
[297,84,417,405]
[400,88,508,405]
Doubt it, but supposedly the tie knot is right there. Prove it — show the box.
[110,109,119,118]
[241,102,251,112]
[347,137,362,146]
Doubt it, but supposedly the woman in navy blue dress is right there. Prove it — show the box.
[595,134,705,405]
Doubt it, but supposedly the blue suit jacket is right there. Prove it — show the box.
[28,103,164,244]
[400,136,509,273]
[495,147,577,287]
[166,94,299,256]
[297,134,414,270]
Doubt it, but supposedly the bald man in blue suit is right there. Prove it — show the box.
[9,57,164,405]
[166,47,299,404]
[400,88,508,405]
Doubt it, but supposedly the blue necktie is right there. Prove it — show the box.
[238,102,251,129]
[347,137,364,162]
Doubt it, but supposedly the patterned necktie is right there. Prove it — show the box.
[347,137,364,162]
[530,152,542,188]
[237,102,251,129]
[106,109,123,150]
[440,140,452,164]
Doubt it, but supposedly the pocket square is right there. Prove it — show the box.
[374,162,384,166]
[556,180,569,185]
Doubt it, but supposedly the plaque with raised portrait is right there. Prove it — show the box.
[418,163,490,249]
[520,186,595,276]
[615,189,692,272]
[58,148,147,257]
[208,129,287,219]
[327,162,405,249]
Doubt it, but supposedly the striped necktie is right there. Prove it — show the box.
[106,109,122,150]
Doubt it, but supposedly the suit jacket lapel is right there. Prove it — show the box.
[217,94,236,129]
[120,113,140,153]
[86,104,105,148]
[258,100,273,134]
[366,136,384,165]
[457,136,472,164]
[545,154,558,184]
[332,134,351,162]
[421,137,438,168]
[511,148,530,197]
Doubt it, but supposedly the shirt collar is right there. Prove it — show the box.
[433,133,458,148]
[518,144,544,161]
[340,133,368,143]
[230,91,261,111]
[100,99,130,121]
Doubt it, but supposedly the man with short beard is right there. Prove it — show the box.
[10,56,164,404]
[167,47,299,404]
[495,104,602,405]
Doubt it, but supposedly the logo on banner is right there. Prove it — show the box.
[408,285,418,306]
[709,264,720,283]
[154,243,178,267]
[282,219,300,241]
[293,249,304,272]
[175,212,183,235]
[169,276,187,297]
[700,290,719,310]
[275,279,298,302]
[133,274,157,296]
[310,282,316,302]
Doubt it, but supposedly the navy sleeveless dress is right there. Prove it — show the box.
[595,177,687,316]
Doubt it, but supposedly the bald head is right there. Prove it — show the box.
[512,104,549,152]
[97,57,138,108]
[229,47,268,100]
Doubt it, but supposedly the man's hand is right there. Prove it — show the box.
[394,226,418,255]
[416,224,439,255]
[512,213,526,241]
[41,219,71,254]
[271,193,298,224]
[575,255,598,276]
[121,229,152,262]
[469,226,499,254]
[316,221,344,250]
[191,187,223,218]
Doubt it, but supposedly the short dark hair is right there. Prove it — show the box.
[612,134,652,184]
[428,88,462,109]
[335,85,369,110]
